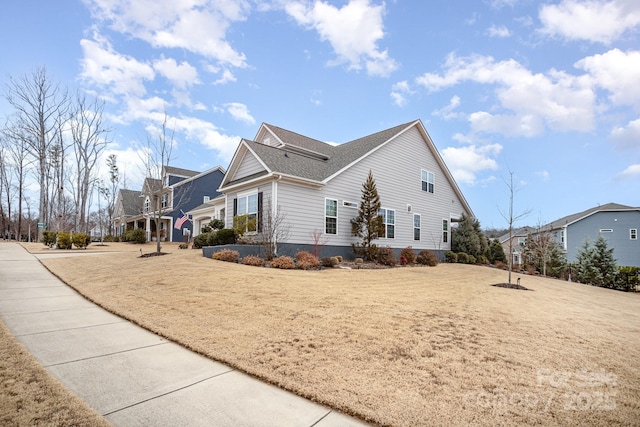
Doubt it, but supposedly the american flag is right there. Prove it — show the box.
[174,212,190,230]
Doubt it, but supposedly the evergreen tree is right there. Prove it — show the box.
[488,238,507,264]
[351,170,384,260]
[575,237,617,286]
[452,213,484,257]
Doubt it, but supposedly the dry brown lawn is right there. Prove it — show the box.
[0,316,110,427]
[22,243,640,425]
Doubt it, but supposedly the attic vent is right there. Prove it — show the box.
[263,137,271,146]
[407,204,412,213]
[599,229,613,233]
[343,201,358,209]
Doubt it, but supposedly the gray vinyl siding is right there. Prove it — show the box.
[234,151,265,180]
[224,184,272,230]
[565,211,640,266]
[275,126,469,251]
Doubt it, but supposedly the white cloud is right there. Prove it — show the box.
[416,53,595,137]
[153,57,199,89]
[538,0,640,44]
[610,118,640,150]
[575,49,640,108]
[285,0,398,77]
[225,102,256,125]
[441,143,502,185]
[390,80,413,107]
[213,69,237,85]
[486,25,512,38]
[80,36,154,97]
[535,170,551,182]
[83,0,249,67]
[433,95,462,120]
[616,164,640,180]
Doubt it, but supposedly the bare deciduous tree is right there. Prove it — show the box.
[261,196,290,260]
[499,169,531,285]
[4,67,69,240]
[70,93,110,233]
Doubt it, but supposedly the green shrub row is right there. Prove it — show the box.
[122,229,146,244]
[192,229,238,249]
[41,231,90,249]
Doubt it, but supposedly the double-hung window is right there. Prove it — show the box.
[442,219,449,243]
[144,197,150,213]
[414,214,421,241]
[631,229,638,240]
[380,208,395,239]
[237,193,258,233]
[421,170,434,193]
[161,193,168,209]
[325,199,337,234]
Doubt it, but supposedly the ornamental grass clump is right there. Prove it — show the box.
[295,251,320,270]
[212,249,239,263]
[270,255,295,269]
[242,255,265,267]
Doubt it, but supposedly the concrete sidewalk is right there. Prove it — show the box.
[0,243,368,426]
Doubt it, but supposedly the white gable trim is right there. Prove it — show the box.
[219,140,271,189]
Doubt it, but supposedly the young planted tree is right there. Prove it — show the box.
[351,170,384,261]
[260,196,290,260]
[499,169,531,284]
[105,154,119,235]
[575,236,617,287]
[522,224,563,276]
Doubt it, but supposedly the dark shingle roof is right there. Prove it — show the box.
[164,166,199,178]
[119,189,142,216]
[241,121,416,183]
[547,203,637,229]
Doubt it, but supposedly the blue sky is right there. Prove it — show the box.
[1,0,639,229]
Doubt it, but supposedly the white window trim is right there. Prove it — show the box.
[380,207,395,239]
[421,169,434,194]
[414,214,421,241]
[442,218,449,243]
[343,200,358,209]
[325,198,338,235]
[236,191,259,234]
[631,228,638,240]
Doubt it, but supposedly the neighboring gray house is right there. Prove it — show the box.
[543,203,640,267]
[498,226,535,267]
[204,120,473,259]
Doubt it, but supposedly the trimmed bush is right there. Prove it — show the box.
[336,255,343,263]
[213,228,237,245]
[123,229,146,244]
[56,231,72,249]
[416,249,439,266]
[467,255,477,265]
[178,243,189,249]
[42,230,57,247]
[242,255,265,267]
[72,233,91,249]
[103,234,114,242]
[456,252,469,264]
[377,246,397,266]
[400,246,416,265]
[321,257,339,268]
[445,251,457,263]
[212,249,239,263]
[477,255,489,265]
[192,232,212,249]
[295,251,320,270]
[270,256,295,269]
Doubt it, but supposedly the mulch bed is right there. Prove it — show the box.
[139,252,169,258]
[492,282,532,291]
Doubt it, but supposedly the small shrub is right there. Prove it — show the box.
[242,255,265,267]
[212,249,239,263]
[456,252,469,264]
[377,246,397,266]
[123,229,146,244]
[467,255,477,264]
[495,261,508,270]
[416,250,439,266]
[178,243,189,249]
[192,233,212,249]
[336,255,343,263]
[57,232,72,249]
[321,257,338,268]
[400,256,408,266]
[270,256,295,269]
[355,258,364,264]
[103,234,114,242]
[72,233,91,249]
[42,230,57,247]
[213,228,237,245]
[445,251,457,263]
[295,251,320,270]
[477,255,489,265]
[400,247,416,265]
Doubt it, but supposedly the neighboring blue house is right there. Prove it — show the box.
[544,203,640,267]
[113,165,226,242]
